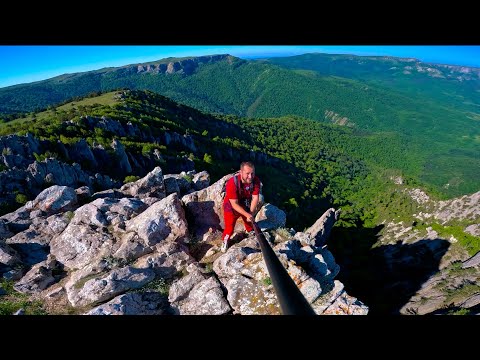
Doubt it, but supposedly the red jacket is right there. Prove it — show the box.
[223,173,261,213]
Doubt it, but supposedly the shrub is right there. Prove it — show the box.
[15,193,28,205]
[33,151,58,162]
[203,153,213,164]
[124,175,140,184]
[65,211,75,221]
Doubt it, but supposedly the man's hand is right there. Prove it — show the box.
[245,213,254,223]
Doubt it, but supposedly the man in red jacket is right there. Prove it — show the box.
[221,161,262,252]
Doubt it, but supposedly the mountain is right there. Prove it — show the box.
[0,90,371,315]
[1,53,479,198]
[0,89,378,230]
[1,90,479,315]
[263,52,480,114]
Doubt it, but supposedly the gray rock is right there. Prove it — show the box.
[173,277,230,315]
[255,203,286,231]
[28,185,77,215]
[192,171,210,191]
[462,251,480,269]
[13,258,57,294]
[181,173,232,237]
[111,139,132,174]
[85,292,169,315]
[124,193,188,247]
[304,208,341,248]
[120,166,165,199]
[67,266,155,307]
[0,241,21,266]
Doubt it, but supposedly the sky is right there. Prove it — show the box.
[1,45,480,89]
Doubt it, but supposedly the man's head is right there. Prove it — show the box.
[240,161,255,184]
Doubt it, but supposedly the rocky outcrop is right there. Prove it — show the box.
[27,159,91,191]
[13,255,59,294]
[0,133,41,164]
[0,166,367,315]
[164,132,197,153]
[374,185,479,314]
[0,241,20,267]
[85,292,170,315]
[462,252,480,269]
[168,265,230,315]
[67,139,98,169]
[124,193,188,247]
[67,265,156,307]
[164,172,196,197]
[181,173,232,238]
[0,125,203,215]
[25,185,77,215]
[434,191,480,224]
[399,262,480,315]
[136,54,231,76]
[255,203,286,231]
[207,224,367,315]
[111,139,132,174]
[120,166,165,199]
[408,188,480,225]
[192,171,210,191]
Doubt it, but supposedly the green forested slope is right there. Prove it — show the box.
[1,54,479,197]
[1,89,413,230]
[264,52,480,113]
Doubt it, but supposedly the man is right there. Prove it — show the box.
[221,161,262,252]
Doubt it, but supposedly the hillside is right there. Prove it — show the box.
[0,89,379,229]
[1,54,478,198]
[1,90,479,315]
[0,90,374,315]
[0,167,368,315]
[263,52,480,114]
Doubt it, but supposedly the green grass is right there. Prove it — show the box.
[0,91,119,131]
[444,282,480,305]
[0,279,47,315]
[448,308,470,315]
[57,91,119,110]
[410,220,480,256]
[430,223,480,256]
[138,278,169,296]
[262,277,272,286]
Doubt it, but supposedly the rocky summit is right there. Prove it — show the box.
[0,166,368,315]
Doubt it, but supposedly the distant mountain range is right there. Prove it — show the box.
[264,52,480,114]
[0,53,479,197]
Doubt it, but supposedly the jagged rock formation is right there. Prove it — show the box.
[372,184,480,315]
[399,257,480,315]
[0,128,198,214]
[0,166,368,315]
[134,54,233,76]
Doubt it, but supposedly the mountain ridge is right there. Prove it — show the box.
[1,52,479,198]
[1,89,478,315]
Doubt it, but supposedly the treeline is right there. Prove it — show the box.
[0,90,386,229]
[1,56,478,197]
[0,88,474,230]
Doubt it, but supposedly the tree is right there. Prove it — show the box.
[203,153,213,164]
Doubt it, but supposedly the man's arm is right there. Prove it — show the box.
[229,199,254,222]
[249,194,259,216]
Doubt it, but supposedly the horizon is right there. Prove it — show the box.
[1,45,480,89]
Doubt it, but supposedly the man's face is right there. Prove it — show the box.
[240,165,255,184]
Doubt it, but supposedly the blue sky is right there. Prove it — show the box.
[1,45,480,89]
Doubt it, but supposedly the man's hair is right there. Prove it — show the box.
[240,161,255,170]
